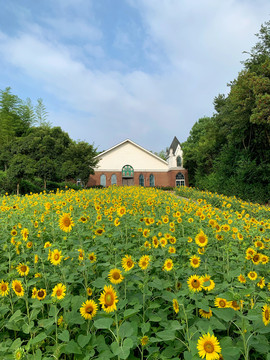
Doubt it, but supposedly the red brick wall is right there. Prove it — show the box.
[87,169,188,187]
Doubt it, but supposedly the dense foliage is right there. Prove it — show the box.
[182,21,270,203]
[0,88,98,194]
[0,186,269,359]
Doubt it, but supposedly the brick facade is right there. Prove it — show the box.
[87,169,188,187]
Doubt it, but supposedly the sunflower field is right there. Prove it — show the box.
[0,186,269,360]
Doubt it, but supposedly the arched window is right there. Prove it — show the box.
[149,174,155,187]
[100,174,106,187]
[176,156,182,167]
[111,174,117,185]
[122,165,134,177]
[176,172,185,187]
[139,174,144,186]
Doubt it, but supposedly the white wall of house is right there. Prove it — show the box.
[95,140,168,171]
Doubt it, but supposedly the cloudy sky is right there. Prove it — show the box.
[0,0,269,153]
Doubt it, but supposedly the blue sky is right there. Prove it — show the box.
[0,0,269,153]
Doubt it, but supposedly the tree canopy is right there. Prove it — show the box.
[182,21,270,203]
[0,88,98,194]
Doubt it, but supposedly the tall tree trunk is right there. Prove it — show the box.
[44,178,47,190]
[17,183,20,196]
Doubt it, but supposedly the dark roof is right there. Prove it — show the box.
[169,136,181,155]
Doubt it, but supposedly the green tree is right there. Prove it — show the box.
[7,154,36,195]
[61,141,98,186]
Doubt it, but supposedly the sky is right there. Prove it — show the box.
[0,0,269,153]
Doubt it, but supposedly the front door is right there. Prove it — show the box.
[122,178,134,186]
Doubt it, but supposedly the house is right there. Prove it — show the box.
[87,137,188,187]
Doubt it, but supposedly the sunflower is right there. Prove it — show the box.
[152,236,159,248]
[44,241,52,248]
[257,277,265,289]
[50,249,63,266]
[117,206,126,217]
[37,288,46,301]
[114,218,120,227]
[160,237,167,247]
[32,287,38,298]
[26,241,33,249]
[245,247,256,260]
[262,304,270,326]
[195,230,208,247]
[214,298,228,308]
[78,248,84,261]
[16,263,30,277]
[197,332,221,360]
[87,287,92,296]
[12,280,24,297]
[261,255,269,264]
[88,252,97,263]
[122,254,135,271]
[201,274,215,291]
[99,285,118,313]
[190,255,201,268]
[21,228,29,241]
[187,275,203,292]
[108,268,124,284]
[57,315,64,326]
[238,274,246,284]
[140,335,149,346]
[51,283,66,300]
[143,229,150,238]
[248,271,257,281]
[13,347,25,360]
[199,308,213,319]
[173,298,179,314]
[11,229,17,236]
[139,255,150,270]
[144,241,151,249]
[169,246,176,254]
[251,253,261,265]
[229,300,240,311]
[95,228,105,236]
[163,259,174,271]
[34,254,39,264]
[0,280,9,296]
[59,213,74,232]
[80,299,98,320]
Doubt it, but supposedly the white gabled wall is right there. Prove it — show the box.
[168,144,183,169]
[95,141,169,171]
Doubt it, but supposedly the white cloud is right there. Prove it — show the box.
[0,0,269,152]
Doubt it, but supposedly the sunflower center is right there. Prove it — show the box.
[265,310,269,320]
[54,254,60,260]
[219,300,226,307]
[85,305,93,314]
[191,279,200,288]
[250,273,255,278]
[56,289,62,296]
[113,272,120,280]
[38,290,45,298]
[204,341,214,353]
[105,293,114,306]
[1,284,7,291]
[166,262,172,268]
[193,259,198,264]
[127,260,132,267]
[198,236,206,243]
[21,265,27,272]
[63,218,71,226]
[15,284,22,292]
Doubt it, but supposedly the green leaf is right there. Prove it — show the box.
[30,332,47,346]
[119,321,134,339]
[123,308,139,319]
[22,321,34,334]
[38,318,55,328]
[10,338,22,351]
[148,314,162,322]
[58,330,70,342]
[77,334,91,348]
[63,340,82,355]
[212,308,235,321]
[9,309,22,322]
[92,277,106,288]
[141,322,151,334]
[156,330,176,341]
[94,317,114,329]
